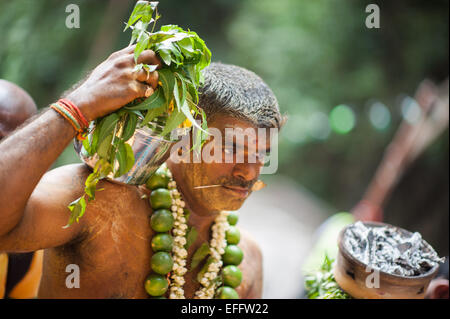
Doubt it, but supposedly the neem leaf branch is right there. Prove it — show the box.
[65,1,211,227]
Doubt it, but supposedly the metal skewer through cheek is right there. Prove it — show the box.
[193,184,222,189]
[193,180,267,191]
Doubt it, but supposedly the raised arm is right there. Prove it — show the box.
[0,46,160,249]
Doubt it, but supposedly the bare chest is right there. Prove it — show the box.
[42,188,256,298]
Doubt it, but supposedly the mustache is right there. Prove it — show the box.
[215,176,256,190]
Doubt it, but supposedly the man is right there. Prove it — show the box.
[0,46,283,298]
[0,80,43,299]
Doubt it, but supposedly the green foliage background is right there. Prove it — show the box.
[0,0,448,253]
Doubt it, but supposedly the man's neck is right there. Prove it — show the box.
[166,160,219,236]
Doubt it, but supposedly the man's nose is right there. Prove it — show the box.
[231,162,261,182]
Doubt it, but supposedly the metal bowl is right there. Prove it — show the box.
[74,125,185,185]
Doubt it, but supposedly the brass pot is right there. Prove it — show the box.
[334,222,439,299]
[74,124,187,185]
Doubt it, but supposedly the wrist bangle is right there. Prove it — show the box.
[58,99,90,128]
[50,99,89,140]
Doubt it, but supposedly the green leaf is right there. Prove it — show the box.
[86,121,102,155]
[173,77,181,111]
[124,1,154,31]
[97,158,113,179]
[178,37,195,54]
[97,134,113,159]
[158,69,176,102]
[115,140,128,177]
[124,143,135,173]
[97,113,119,147]
[148,31,176,44]
[125,88,165,111]
[158,49,172,66]
[160,108,185,137]
[185,227,198,250]
[143,64,158,72]
[141,103,167,127]
[182,99,207,134]
[134,32,149,62]
[121,113,138,141]
[64,195,87,228]
[196,257,214,282]
[84,171,100,200]
[190,242,210,270]
[82,136,92,155]
[184,209,191,223]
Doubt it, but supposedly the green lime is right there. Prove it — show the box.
[150,188,172,210]
[216,286,239,299]
[146,167,170,190]
[144,273,168,296]
[223,245,244,266]
[150,209,174,232]
[151,233,174,252]
[227,212,239,225]
[151,251,174,275]
[226,226,240,245]
[222,265,242,288]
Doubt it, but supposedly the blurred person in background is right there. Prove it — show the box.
[0,79,42,299]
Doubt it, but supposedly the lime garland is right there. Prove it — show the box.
[144,164,244,299]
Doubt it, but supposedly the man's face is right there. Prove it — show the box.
[170,114,271,213]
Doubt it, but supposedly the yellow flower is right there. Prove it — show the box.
[181,117,192,128]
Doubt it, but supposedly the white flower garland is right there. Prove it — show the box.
[165,170,229,299]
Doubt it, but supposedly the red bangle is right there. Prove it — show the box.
[58,99,89,129]
[50,99,89,141]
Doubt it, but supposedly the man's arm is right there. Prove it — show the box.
[0,46,160,248]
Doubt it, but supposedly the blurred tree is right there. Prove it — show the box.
[224,0,448,253]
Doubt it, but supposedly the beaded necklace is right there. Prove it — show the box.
[144,164,243,299]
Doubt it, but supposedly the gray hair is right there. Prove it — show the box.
[198,63,284,129]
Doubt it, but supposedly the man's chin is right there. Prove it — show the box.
[213,197,248,211]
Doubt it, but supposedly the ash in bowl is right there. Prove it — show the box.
[343,222,445,277]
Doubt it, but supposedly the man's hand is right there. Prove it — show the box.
[66,45,161,121]
[0,46,161,238]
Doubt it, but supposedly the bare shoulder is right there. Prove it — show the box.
[236,228,263,299]
[0,164,95,251]
[38,163,90,192]
[27,163,93,233]
[37,163,146,224]
[239,229,263,261]
[30,163,92,216]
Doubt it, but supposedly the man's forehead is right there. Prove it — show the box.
[207,115,272,149]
